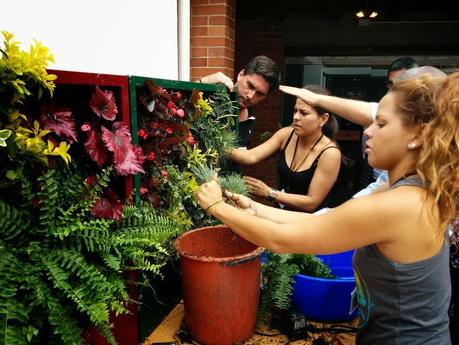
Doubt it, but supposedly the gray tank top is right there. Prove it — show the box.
[353,175,451,344]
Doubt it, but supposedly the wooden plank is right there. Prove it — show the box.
[142,303,185,345]
[143,302,358,345]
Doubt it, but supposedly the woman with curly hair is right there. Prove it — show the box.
[195,72,459,344]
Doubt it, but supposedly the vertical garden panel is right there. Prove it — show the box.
[128,76,234,203]
[46,70,137,345]
[128,76,239,341]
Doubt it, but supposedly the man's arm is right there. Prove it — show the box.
[198,72,234,91]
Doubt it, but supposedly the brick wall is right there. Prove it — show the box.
[235,17,284,191]
[190,1,284,194]
[190,0,236,81]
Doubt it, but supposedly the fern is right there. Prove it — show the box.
[258,252,335,323]
[0,200,28,241]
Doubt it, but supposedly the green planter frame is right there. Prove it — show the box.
[128,76,237,203]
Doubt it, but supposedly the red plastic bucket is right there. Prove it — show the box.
[175,225,264,345]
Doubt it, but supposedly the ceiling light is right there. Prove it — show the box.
[356,10,365,18]
[369,11,379,18]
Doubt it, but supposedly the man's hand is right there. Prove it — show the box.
[200,72,234,91]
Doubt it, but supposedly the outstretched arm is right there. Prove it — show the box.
[229,126,291,165]
[196,179,404,255]
[225,190,314,223]
[280,85,375,127]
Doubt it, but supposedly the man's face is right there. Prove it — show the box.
[235,71,270,109]
[386,69,406,88]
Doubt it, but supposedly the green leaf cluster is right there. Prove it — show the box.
[0,163,184,345]
[258,251,335,324]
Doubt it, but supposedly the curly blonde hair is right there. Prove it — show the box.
[391,72,459,235]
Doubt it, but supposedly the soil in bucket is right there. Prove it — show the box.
[175,225,264,345]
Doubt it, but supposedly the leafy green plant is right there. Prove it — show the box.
[136,84,239,228]
[0,163,184,345]
[258,251,334,323]
[190,164,249,197]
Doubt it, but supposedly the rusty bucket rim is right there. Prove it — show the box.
[174,224,265,263]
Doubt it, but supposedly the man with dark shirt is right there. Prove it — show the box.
[199,55,280,148]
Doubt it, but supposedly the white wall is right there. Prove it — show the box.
[0,0,179,79]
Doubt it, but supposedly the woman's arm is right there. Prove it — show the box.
[197,181,414,255]
[280,85,374,127]
[226,191,315,223]
[274,147,341,211]
[229,126,292,165]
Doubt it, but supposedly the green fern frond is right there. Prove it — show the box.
[100,253,121,272]
[42,254,111,327]
[0,200,29,241]
[31,279,84,345]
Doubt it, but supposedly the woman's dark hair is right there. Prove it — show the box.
[303,85,339,140]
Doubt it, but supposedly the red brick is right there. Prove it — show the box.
[208,57,233,69]
[208,15,226,25]
[191,57,208,67]
[208,47,226,57]
[191,16,208,26]
[191,67,225,75]
[192,36,227,47]
[191,47,208,57]
[193,4,226,16]
[191,26,208,36]
[208,26,226,37]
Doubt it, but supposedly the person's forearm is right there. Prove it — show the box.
[317,95,373,127]
[252,200,313,223]
[273,191,321,212]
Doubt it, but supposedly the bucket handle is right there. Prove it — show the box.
[226,255,259,267]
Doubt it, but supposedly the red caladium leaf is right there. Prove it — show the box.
[91,188,123,220]
[133,145,146,165]
[40,104,78,142]
[89,86,118,121]
[101,122,145,176]
[145,80,171,101]
[83,124,109,166]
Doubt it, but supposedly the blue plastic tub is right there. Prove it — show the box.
[291,250,357,322]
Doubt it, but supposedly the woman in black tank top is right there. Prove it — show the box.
[229,85,343,212]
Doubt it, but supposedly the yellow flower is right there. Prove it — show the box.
[195,92,213,116]
[43,140,72,164]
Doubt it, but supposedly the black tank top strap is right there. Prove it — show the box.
[311,145,340,166]
[281,129,296,151]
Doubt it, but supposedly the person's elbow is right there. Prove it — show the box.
[231,150,258,165]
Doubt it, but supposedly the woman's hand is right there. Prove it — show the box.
[195,177,224,212]
[243,176,271,198]
[279,85,319,106]
[225,190,256,215]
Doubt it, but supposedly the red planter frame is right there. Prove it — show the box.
[48,69,133,199]
[47,69,137,345]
